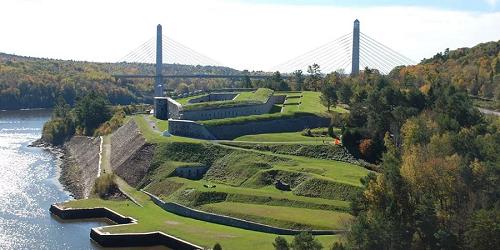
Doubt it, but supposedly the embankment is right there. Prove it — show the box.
[143,191,342,236]
[110,120,154,187]
[60,136,100,198]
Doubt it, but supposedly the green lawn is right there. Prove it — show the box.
[63,197,341,250]
[160,177,350,210]
[234,131,329,143]
[133,115,202,144]
[233,88,273,103]
[199,91,347,127]
[182,88,273,111]
[58,110,365,250]
[174,94,207,105]
[201,202,352,230]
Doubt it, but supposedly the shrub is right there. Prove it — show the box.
[93,174,119,199]
[331,242,346,250]
[213,242,222,250]
[41,117,75,145]
[301,128,312,137]
[94,109,126,136]
[291,232,323,250]
[273,236,290,250]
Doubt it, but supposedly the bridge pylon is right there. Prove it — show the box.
[351,19,360,76]
[155,24,164,97]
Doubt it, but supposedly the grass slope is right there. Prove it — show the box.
[60,113,368,249]
[201,202,352,230]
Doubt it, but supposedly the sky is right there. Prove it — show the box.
[0,0,499,71]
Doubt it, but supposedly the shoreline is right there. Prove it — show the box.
[31,138,83,199]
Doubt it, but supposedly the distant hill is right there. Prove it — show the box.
[389,40,500,100]
[0,53,241,110]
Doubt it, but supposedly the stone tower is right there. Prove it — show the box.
[351,19,360,76]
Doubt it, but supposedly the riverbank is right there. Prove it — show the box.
[0,109,105,249]
[32,136,100,199]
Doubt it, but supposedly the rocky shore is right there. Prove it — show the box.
[32,136,100,199]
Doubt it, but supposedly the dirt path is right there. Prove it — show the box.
[101,134,143,206]
[101,135,112,175]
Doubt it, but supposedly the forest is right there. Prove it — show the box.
[1,40,498,110]
[0,52,241,110]
[390,41,500,107]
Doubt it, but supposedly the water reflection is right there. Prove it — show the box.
[0,110,105,250]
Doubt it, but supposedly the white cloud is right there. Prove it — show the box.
[485,0,497,7]
[0,0,499,71]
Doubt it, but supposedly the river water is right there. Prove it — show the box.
[0,109,104,250]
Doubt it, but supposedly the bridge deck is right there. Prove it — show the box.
[113,74,292,80]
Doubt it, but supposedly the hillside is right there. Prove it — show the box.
[390,40,500,104]
[0,53,241,110]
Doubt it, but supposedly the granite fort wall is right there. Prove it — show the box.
[167,97,182,119]
[50,204,202,250]
[168,115,330,140]
[207,115,330,140]
[174,166,209,180]
[180,95,275,121]
[143,191,340,236]
[272,95,286,104]
[188,93,238,104]
[168,119,216,140]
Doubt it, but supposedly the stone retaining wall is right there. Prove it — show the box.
[180,94,276,121]
[168,115,330,140]
[168,119,216,140]
[50,204,202,250]
[207,115,330,140]
[143,191,341,236]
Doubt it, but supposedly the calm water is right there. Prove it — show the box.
[0,109,104,250]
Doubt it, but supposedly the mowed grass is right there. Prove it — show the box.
[174,94,207,105]
[201,202,352,230]
[62,198,341,250]
[133,115,202,144]
[234,131,327,143]
[299,91,348,114]
[200,91,348,126]
[162,177,350,210]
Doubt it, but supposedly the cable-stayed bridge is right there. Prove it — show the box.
[114,20,416,97]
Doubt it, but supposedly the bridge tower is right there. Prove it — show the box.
[155,24,164,97]
[351,19,360,76]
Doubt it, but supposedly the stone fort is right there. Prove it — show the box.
[153,88,329,140]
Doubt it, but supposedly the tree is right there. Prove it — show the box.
[269,71,290,91]
[213,242,222,250]
[292,70,305,90]
[305,64,322,91]
[74,92,112,136]
[337,84,353,104]
[242,75,252,88]
[465,209,500,250]
[320,84,337,111]
[330,242,345,250]
[242,70,252,88]
[291,232,323,250]
[273,236,290,250]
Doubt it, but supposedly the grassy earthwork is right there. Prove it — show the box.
[61,90,367,249]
